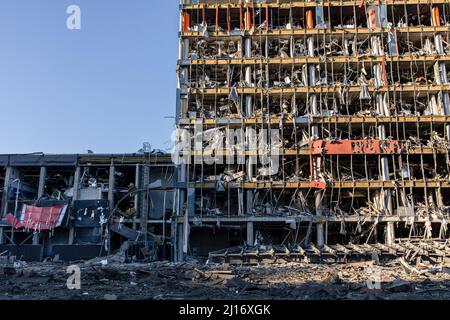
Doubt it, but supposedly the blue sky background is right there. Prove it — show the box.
[0,0,179,154]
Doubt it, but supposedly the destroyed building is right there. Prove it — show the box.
[174,0,450,263]
[2,0,450,266]
[0,153,175,261]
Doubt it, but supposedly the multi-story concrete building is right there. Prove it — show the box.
[174,0,450,263]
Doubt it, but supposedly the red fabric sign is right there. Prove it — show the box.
[5,205,66,231]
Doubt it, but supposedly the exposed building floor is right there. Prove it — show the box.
[1,259,449,300]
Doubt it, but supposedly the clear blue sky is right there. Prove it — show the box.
[0,0,179,154]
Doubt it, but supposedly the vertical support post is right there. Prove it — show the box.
[247,221,254,245]
[133,164,140,230]
[432,13,450,141]
[435,188,444,208]
[2,167,19,245]
[238,189,244,216]
[434,32,450,139]
[182,12,190,33]
[372,34,395,244]
[307,35,324,248]
[141,163,150,249]
[171,213,177,262]
[108,162,115,217]
[227,5,231,33]
[1,167,13,218]
[0,165,7,243]
[244,38,253,116]
[177,223,184,261]
[244,36,254,215]
[69,166,81,245]
[239,0,243,30]
[182,39,189,61]
[379,102,395,245]
[37,166,46,200]
[107,161,115,253]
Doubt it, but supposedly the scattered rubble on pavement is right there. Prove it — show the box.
[1,256,449,300]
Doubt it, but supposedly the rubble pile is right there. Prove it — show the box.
[1,257,449,300]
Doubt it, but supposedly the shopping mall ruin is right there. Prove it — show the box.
[1,0,450,264]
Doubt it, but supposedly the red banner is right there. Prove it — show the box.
[5,204,67,231]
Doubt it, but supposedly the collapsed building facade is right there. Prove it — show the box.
[2,0,450,265]
[174,0,450,263]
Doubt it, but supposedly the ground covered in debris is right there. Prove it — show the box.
[1,258,450,300]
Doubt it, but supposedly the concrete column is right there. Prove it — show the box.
[182,39,190,60]
[178,165,187,216]
[106,162,116,253]
[238,189,244,216]
[33,166,47,245]
[179,39,190,91]
[1,167,15,217]
[72,166,81,201]
[434,34,444,55]
[289,36,295,58]
[171,215,178,262]
[183,212,189,255]
[246,157,254,215]
[69,166,81,245]
[436,188,444,208]
[247,222,254,246]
